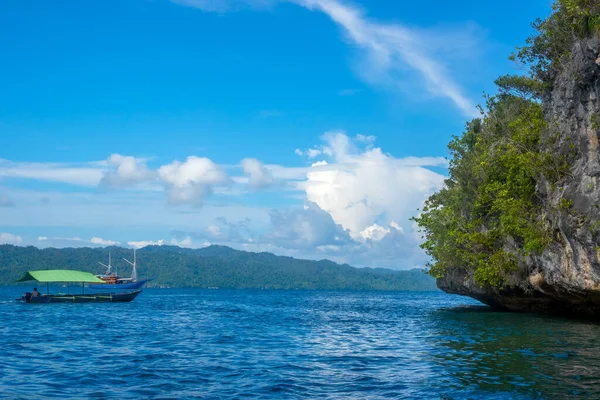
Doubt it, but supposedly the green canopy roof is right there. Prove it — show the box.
[16,270,105,283]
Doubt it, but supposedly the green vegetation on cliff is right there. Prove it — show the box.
[0,245,437,291]
[515,0,600,84]
[413,0,599,287]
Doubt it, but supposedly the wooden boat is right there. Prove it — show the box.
[20,290,141,303]
[15,270,142,304]
[88,249,152,291]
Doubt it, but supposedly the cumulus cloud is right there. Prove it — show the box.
[360,223,393,241]
[90,237,120,246]
[257,202,426,268]
[264,202,352,249]
[99,154,155,188]
[162,131,444,268]
[233,131,445,267]
[0,233,22,245]
[304,132,445,239]
[158,156,228,205]
[241,158,274,189]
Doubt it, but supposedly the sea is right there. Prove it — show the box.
[0,287,598,399]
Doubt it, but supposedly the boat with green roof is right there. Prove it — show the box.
[16,270,142,303]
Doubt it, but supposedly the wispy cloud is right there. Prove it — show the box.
[171,0,479,116]
[297,0,478,116]
[171,0,277,13]
[37,235,120,247]
[0,159,103,187]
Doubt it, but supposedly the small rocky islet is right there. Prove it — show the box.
[415,1,600,317]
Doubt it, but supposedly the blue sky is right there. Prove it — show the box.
[0,0,552,268]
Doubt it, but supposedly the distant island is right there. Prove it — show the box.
[0,244,438,291]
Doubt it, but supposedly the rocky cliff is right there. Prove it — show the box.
[438,35,600,316]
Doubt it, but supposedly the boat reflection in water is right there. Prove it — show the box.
[89,249,152,291]
[16,270,142,303]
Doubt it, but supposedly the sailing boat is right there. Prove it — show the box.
[88,249,151,291]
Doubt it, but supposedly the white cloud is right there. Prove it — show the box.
[90,237,120,246]
[99,154,155,188]
[258,201,427,268]
[297,0,479,116]
[0,133,446,268]
[171,236,193,248]
[0,233,22,245]
[264,201,353,248]
[296,132,354,160]
[306,148,323,158]
[322,131,354,160]
[294,149,304,156]
[158,156,228,205]
[206,225,222,237]
[171,0,276,12]
[35,236,121,248]
[128,240,165,249]
[241,158,274,189]
[0,159,103,187]
[171,0,232,12]
[360,223,391,241]
[303,132,445,241]
[355,134,375,144]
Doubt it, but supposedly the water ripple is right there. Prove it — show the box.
[1,288,599,399]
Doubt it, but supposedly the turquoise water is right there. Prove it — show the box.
[0,288,599,399]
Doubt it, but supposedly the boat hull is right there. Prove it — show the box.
[20,290,142,303]
[88,279,151,291]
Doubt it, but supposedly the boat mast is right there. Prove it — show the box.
[123,248,138,282]
[99,251,112,276]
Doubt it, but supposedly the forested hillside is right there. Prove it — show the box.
[0,245,437,291]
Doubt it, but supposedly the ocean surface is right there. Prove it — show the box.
[0,288,599,399]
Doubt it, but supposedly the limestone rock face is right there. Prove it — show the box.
[438,36,600,317]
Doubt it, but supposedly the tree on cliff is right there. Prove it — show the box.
[413,0,599,287]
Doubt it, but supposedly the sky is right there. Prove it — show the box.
[0,0,552,269]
